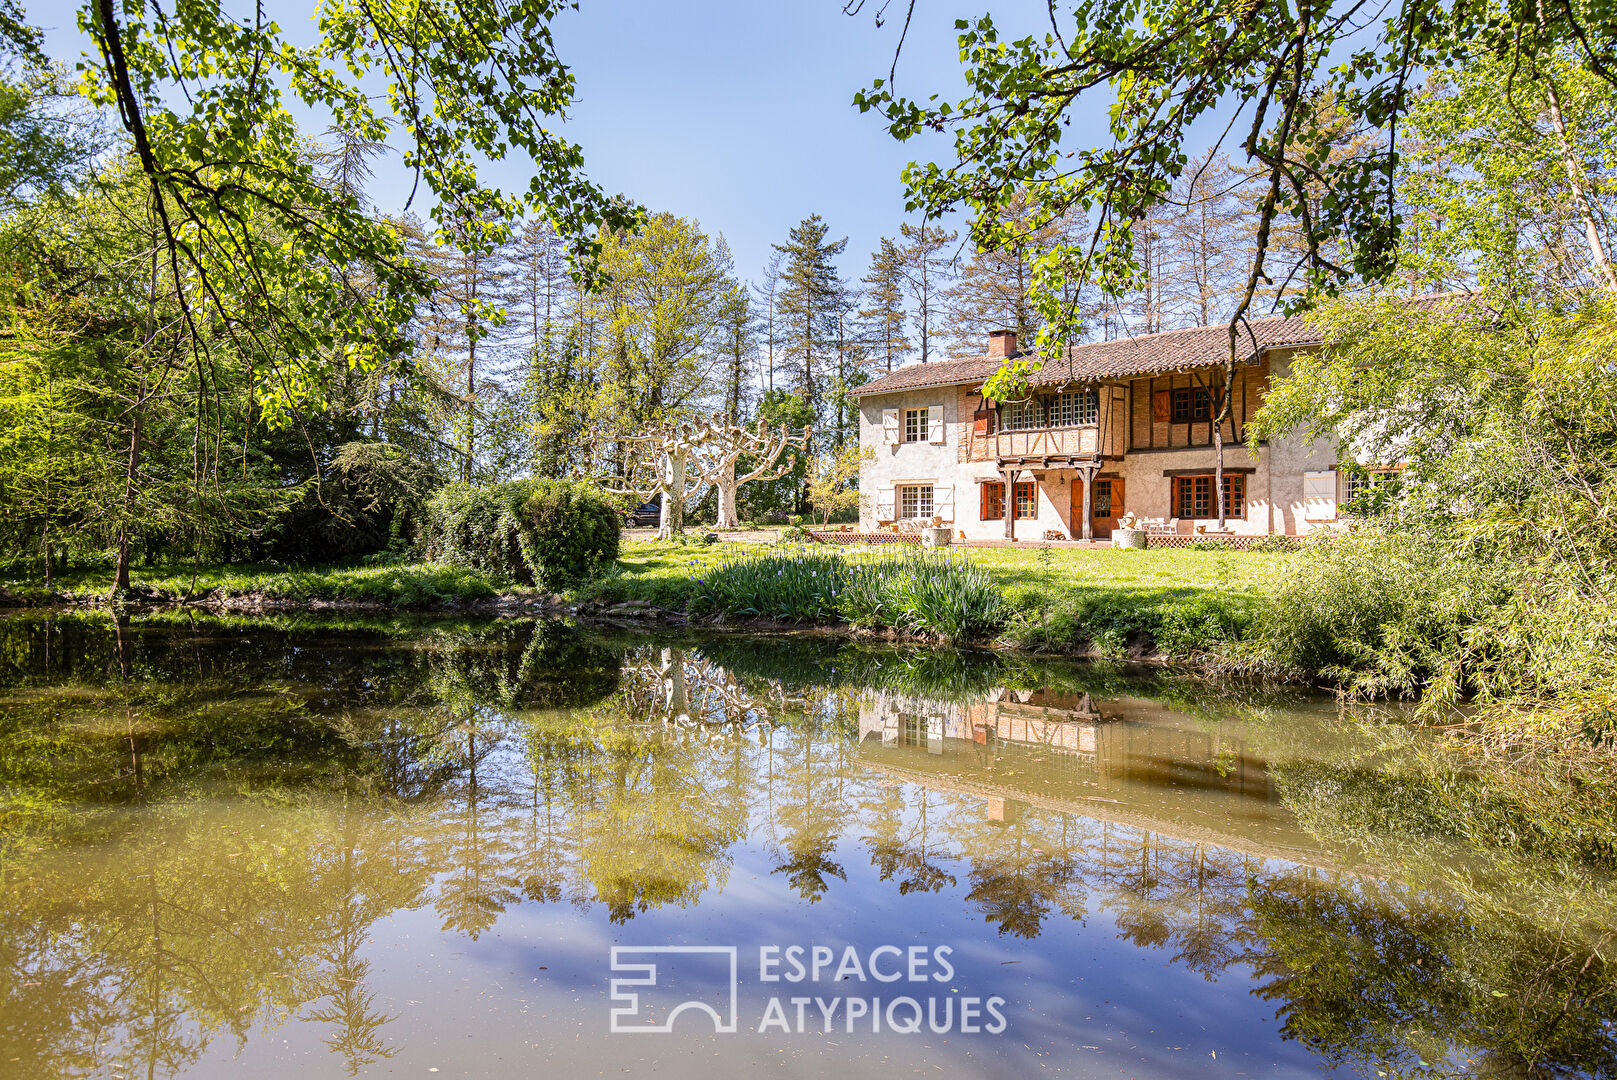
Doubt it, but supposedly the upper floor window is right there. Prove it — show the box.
[1001,390,1099,430]
[1049,389,1098,426]
[903,407,932,443]
[1170,387,1214,423]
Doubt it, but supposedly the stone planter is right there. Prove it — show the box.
[1111,527,1146,550]
[921,526,953,549]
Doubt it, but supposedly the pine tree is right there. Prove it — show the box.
[859,237,911,373]
[771,214,847,427]
[896,222,955,362]
[716,280,758,424]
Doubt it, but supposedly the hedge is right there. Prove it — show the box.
[420,479,621,589]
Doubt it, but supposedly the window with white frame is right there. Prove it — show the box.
[899,484,935,520]
[1001,398,1043,430]
[1049,389,1099,426]
[903,407,931,442]
[1342,468,1400,512]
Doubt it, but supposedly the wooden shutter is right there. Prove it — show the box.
[1152,390,1170,423]
[980,483,992,520]
[882,408,899,444]
[928,405,947,443]
[1112,478,1124,513]
[973,409,994,436]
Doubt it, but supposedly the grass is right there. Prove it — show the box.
[0,540,1299,657]
[0,559,498,607]
[577,539,1296,656]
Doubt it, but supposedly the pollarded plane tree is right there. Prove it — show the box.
[689,414,810,531]
[592,419,709,540]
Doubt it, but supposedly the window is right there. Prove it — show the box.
[1001,390,1098,430]
[1093,480,1113,516]
[1049,389,1099,426]
[1014,481,1038,519]
[1342,468,1400,512]
[1001,398,1043,430]
[1172,474,1245,519]
[980,481,1006,520]
[1170,387,1214,423]
[902,407,931,442]
[899,484,934,519]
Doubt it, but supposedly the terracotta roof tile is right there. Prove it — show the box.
[852,314,1321,397]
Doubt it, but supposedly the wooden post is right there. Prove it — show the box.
[1002,468,1017,542]
[1079,466,1094,542]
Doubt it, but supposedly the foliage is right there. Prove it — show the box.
[686,548,1003,642]
[1248,297,1617,745]
[420,479,620,589]
[852,0,1617,354]
[805,443,870,525]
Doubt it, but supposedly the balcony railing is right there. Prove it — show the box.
[992,424,1100,460]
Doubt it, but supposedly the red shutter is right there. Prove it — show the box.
[1113,478,1125,513]
[980,483,991,520]
[1152,390,1170,423]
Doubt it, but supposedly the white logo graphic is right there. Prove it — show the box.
[609,946,739,1034]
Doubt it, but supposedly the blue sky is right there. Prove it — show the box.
[31,0,1092,289]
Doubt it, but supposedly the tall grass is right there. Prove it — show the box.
[687,547,1003,642]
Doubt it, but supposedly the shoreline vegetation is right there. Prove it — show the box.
[2,531,1610,771]
[0,538,1285,658]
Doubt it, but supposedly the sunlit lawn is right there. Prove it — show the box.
[608,538,1294,603]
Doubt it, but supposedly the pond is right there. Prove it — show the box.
[0,613,1612,1079]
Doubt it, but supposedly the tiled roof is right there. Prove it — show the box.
[852,292,1491,398]
[851,314,1321,397]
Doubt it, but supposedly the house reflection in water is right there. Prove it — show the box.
[858,686,1330,865]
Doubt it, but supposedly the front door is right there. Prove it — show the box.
[1090,477,1123,538]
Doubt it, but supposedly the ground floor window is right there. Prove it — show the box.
[980,481,1006,520]
[1342,468,1400,511]
[1172,474,1244,519]
[1013,480,1038,519]
[899,484,934,519]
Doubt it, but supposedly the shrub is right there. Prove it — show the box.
[421,479,621,589]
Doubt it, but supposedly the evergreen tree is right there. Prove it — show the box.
[896,222,955,362]
[771,214,848,428]
[859,237,911,374]
[716,281,758,423]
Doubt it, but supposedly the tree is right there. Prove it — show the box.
[772,215,849,426]
[942,193,1058,352]
[805,443,870,525]
[715,281,758,423]
[592,419,708,540]
[1159,153,1246,328]
[896,222,954,362]
[853,0,1617,346]
[859,237,912,373]
[689,415,810,529]
[739,390,816,522]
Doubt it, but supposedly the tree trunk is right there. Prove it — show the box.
[1212,364,1237,530]
[115,242,160,595]
[657,450,687,540]
[1544,77,1617,292]
[716,456,739,529]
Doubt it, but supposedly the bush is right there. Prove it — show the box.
[421,479,621,589]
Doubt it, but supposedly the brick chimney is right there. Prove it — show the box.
[987,328,1017,358]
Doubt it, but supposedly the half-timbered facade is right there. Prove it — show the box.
[854,321,1352,541]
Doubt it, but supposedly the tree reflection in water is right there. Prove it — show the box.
[0,614,1612,1079]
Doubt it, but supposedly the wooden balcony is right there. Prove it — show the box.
[992,424,1101,466]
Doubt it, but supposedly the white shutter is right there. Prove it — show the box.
[933,484,953,521]
[882,408,900,444]
[1304,470,1337,520]
[876,486,895,520]
[928,404,946,443]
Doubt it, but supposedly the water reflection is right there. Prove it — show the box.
[0,613,1612,1079]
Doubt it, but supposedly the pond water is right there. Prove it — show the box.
[0,614,1612,1079]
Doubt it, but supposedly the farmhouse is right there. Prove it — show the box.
[853,319,1374,542]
